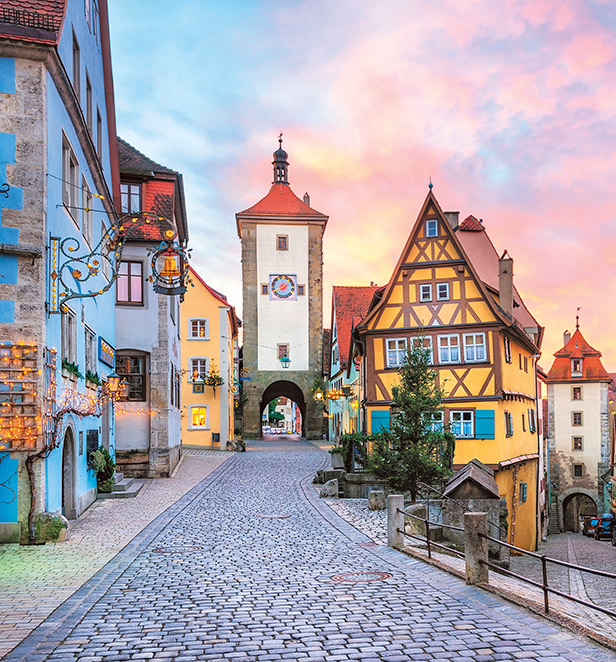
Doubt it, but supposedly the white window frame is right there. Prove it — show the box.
[436,282,450,301]
[188,318,209,340]
[84,325,96,374]
[61,306,77,364]
[189,405,209,430]
[411,336,433,363]
[463,333,487,363]
[62,135,79,222]
[426,219,438,237]
[450,411,473,438]
[386,338,407,368]
[189,357,209,382]
[419,284,432,302]
[81,176,93,247]
[426,411,444,433]
[438,334,460,364]
[571,358,582,376]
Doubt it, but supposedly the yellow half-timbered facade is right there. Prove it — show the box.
[354,190,544,550]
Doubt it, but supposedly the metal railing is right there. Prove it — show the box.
[0,8,61,32]
[391,501,616,620]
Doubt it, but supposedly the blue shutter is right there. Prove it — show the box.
[371,410,391,433]
[475,410,495,439]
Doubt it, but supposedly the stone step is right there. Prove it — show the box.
[114,471,124,482]
[98,479,146,500]
[112,476,135,492]
[549,503,559,534]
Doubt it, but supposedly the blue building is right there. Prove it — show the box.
[0,0,119,542]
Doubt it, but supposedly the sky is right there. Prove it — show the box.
[108,0,616,369]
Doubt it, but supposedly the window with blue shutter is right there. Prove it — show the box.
[475,410,495,439]
[371,410,390,433]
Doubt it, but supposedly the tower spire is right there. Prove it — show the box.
[272,134,289,185]
[576,306,581,330]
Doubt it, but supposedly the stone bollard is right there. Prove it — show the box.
[387,495,404,549]
[368,489,386,511]
[464,512,488,585]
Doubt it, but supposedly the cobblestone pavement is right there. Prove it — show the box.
[5,440,616,662]
[0,451,230,659]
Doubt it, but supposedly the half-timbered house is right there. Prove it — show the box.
[354,189,544,550]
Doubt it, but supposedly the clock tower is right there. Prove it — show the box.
[236,140,328,439]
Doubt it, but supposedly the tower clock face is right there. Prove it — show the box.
[270,274,297,300]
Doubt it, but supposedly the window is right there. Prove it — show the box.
[277,344,289,360]
[298,285,305,296]
[426,411,444,433]
[92,0,98,41]
[72,33,80,102]
[85,0,91,27]
[426,219,438,237]
[62,136,79,217]
[261,284,269,295]
[96,109,102,158]
[61,307,77,363]
[120,182,141,213]
[189,319,209,340]
[450,411,473,438]
[505,411,514,437]
[524,356,528,372]
[101,221,111,280]
[116,261,143,304]
[522,413,526,432]
[386,338,407,368]
[172,365,180,408]
[190,406,209,429]
[518,353,522,369]
[170,295,176,324]
[463,333,486,363]
[438,335,460,364]
[572,436,583,451]
[84,326,96,374]
[411,336,433,363]
[572,412,583,426]
[573,464,584,478]
[436,282,450,301]
[85,72,92,132]
[116,353,147,401]
[519,482,527,504]
[572,386,582,401]
[276,234,288,251]
[190,358,208,382]
[81,176,93,246]
[528,408,536,433]
[504,336,512,363]
[571,359,582,376]
[419,284,432,302]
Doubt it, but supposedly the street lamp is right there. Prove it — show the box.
[119,378,130,400]
[280,355,291,369]
[106,371,121,395]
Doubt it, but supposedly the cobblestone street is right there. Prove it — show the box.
[4,440,616,661]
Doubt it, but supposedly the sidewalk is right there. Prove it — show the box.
[0,449,230,659]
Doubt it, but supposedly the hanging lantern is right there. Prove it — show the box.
[119,378,131,400]
[106,371,121,395]
[314,390,324,401]
[279,355,291,369]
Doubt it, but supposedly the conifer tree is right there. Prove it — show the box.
[368,342,455,501]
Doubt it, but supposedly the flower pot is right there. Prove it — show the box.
[330,451,344,469]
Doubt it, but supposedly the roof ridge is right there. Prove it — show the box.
[117,136,178,175]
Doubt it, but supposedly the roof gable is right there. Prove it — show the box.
[546,328,611,382]
[237,183,327,219]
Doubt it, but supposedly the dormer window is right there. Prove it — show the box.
[426,219,438,237]
[571,359,582,376]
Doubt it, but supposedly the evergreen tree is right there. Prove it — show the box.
[268,400,285,423]
[368,342,455,501]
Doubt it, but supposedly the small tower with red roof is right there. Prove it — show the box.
[236,140,328,439]
[546,318,612,531]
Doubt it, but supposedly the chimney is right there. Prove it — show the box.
[444,211,459,230]
[303,192,310,206]
[498,250,513,317]
[563,330,571,345]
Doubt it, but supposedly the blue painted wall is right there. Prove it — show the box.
[0,453,19,523]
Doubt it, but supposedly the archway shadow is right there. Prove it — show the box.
[260,380,306,438]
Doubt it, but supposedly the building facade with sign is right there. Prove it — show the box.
[114,138,188,478]
[180,266,238,448]
[545,324,612,531]
[353,190,544,550]
[236,140,327,439]
[0,0,119,542]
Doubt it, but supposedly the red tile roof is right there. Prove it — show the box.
[0,1,66,44]
[546,328,611,382]
[458,214,484,231]
[332,285,379,369]
[238,184,327,219]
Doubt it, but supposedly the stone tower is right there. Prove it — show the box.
[236,140,327,439]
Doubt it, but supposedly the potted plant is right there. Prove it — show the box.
[85,370,101,389]
[61,359,83,382]
[204,362,224,397]
[88,446,115,493]
[329,445,344,469]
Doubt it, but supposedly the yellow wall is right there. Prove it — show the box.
[496,460,538,550]
[180,274,235,449]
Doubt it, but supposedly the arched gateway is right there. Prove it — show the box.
[237,139,328,439]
